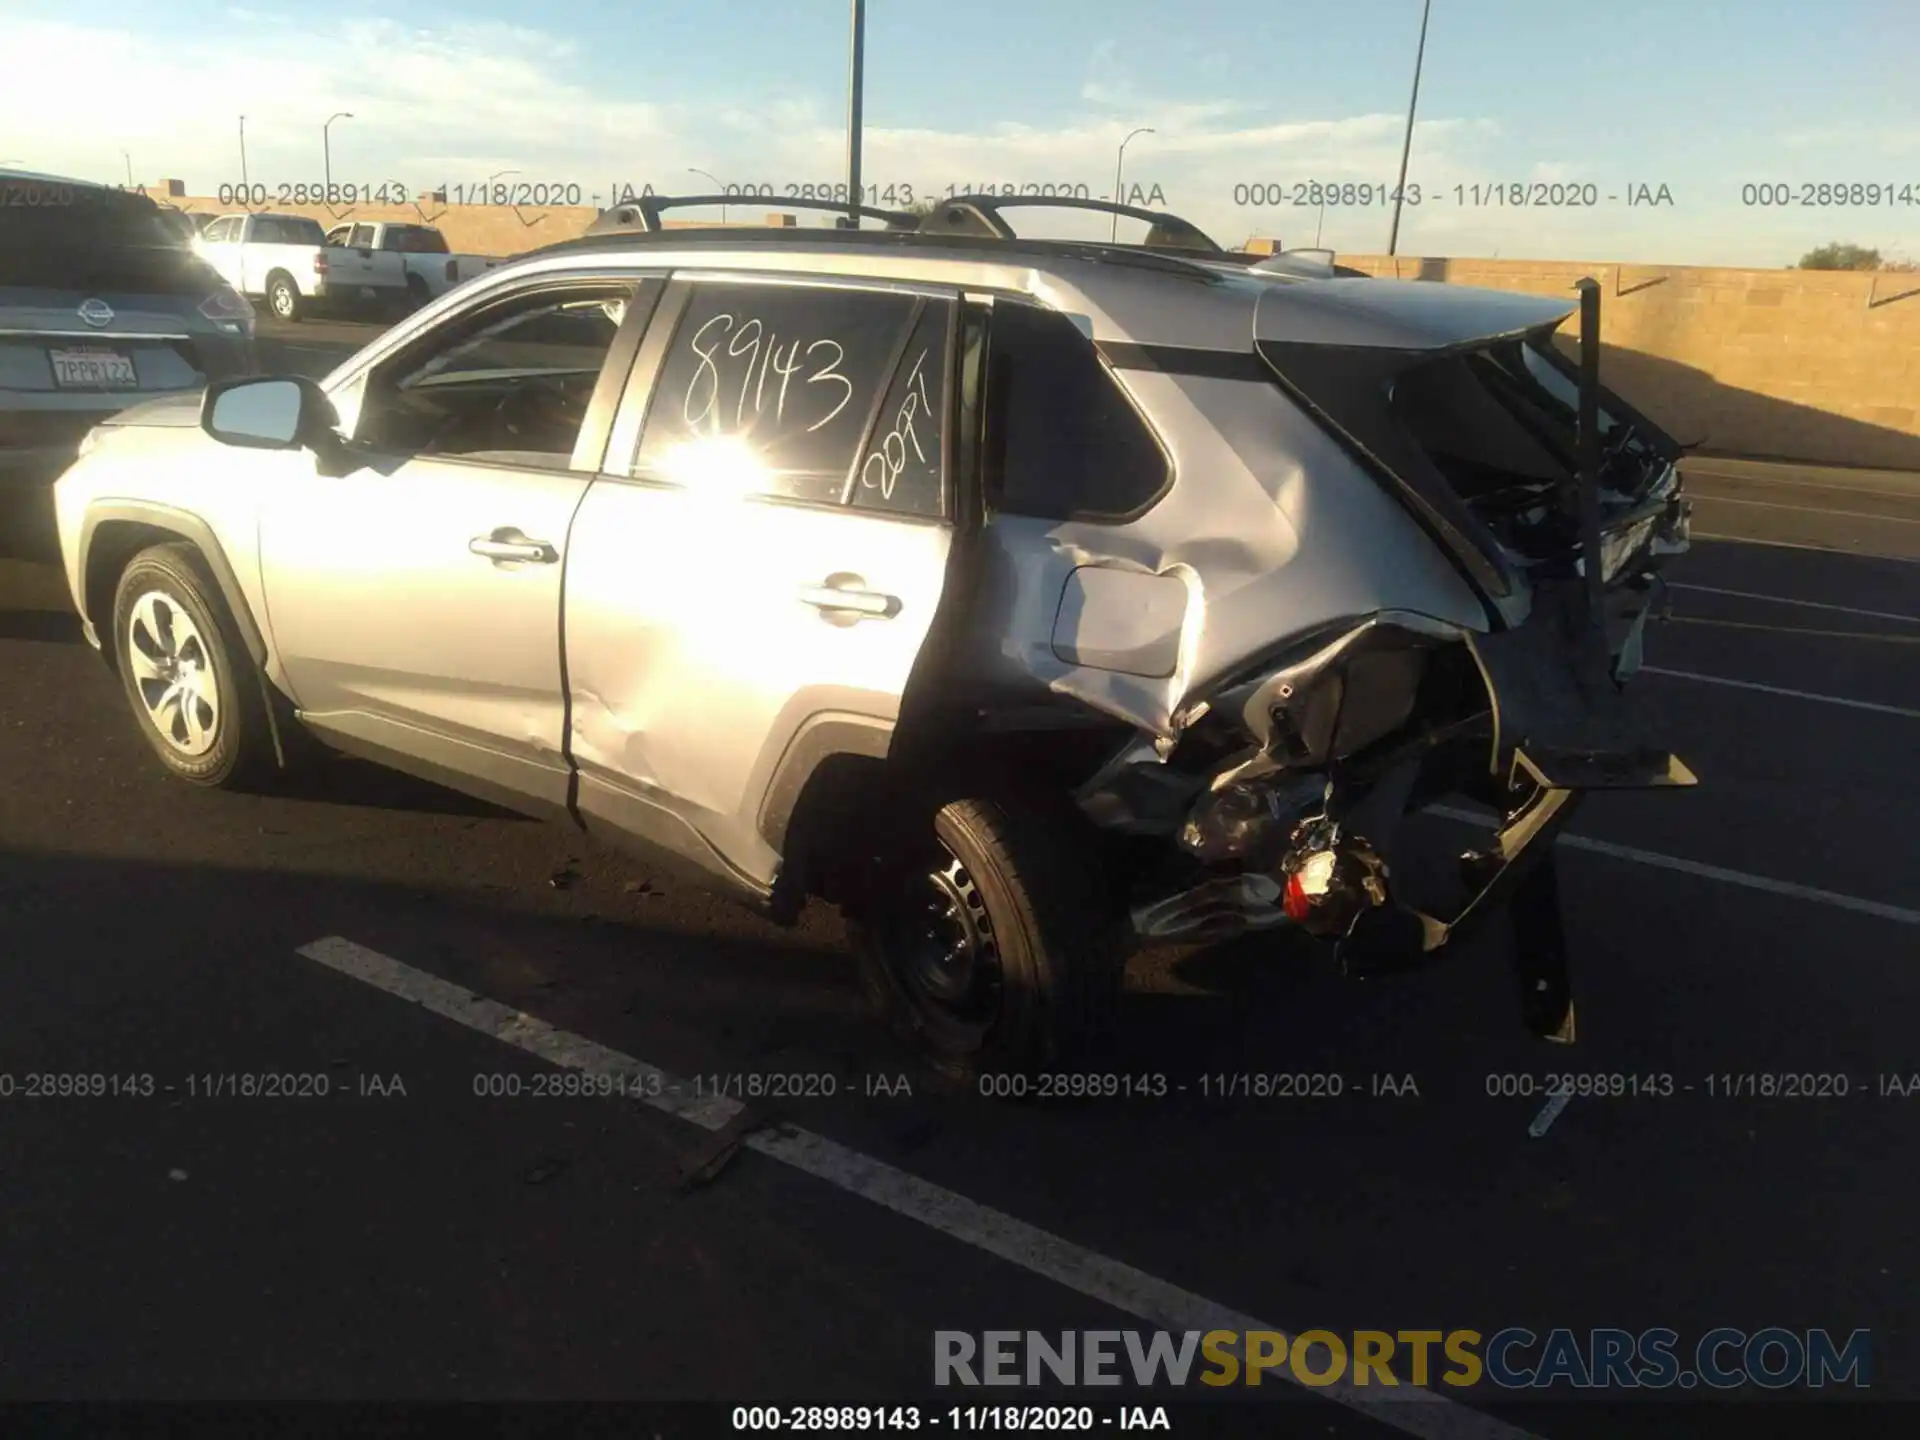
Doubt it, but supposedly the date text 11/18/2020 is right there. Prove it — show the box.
[602,181,1172,208]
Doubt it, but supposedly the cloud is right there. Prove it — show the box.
[1781,123,1920,158]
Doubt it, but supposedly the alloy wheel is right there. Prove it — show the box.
[125,591,220,757]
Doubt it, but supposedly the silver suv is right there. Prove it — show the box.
[2,170,256,546]
[49,197,1694,1078]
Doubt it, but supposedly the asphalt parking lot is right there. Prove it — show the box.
[2,318,1917,1436]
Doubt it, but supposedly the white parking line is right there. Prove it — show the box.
[1527,1092,1572,1139]
[1640,666,1920,720]
[1428,807,1920,927]
[1689,531,1920,561]
[1666,582,1920,627]
[1662,619,1920,645]
[1688,494,1920,527]
[294,935,1546,1440]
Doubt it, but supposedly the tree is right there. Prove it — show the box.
[1795,242,1884,270]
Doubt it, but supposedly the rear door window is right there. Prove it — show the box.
[632,280,931,509]
[980,301,1170,522]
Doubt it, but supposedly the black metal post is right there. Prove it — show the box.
[1386,0,1431,257]
[1575,277,1605,626]
[845,0,865,228]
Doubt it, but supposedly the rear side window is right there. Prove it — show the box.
[981,302,1170,522]
[253,216,325,245]
[634,281,930,511]
[388,226,449,254]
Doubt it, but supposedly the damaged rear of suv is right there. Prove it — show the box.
[832,248,1696,1081]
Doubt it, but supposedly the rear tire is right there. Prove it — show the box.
[265,272,302,323]
[850,793,1129,1087]
[110,543,278,790]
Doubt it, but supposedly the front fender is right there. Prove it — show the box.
[75,499,269,669]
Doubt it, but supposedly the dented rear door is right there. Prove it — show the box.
[563,274,960,892]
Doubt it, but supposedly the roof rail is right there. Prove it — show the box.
[918,194,1227,256]
[587,192,917,236]
[523,223,1231,282]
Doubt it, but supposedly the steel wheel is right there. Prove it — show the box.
[850,795,1128,1084]
[268,277,298,320]
[888,844,1004,1043]
[125,589,220,757]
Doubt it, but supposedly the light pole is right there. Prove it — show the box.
[1386,0,1432,257]
[689,167,726,223]
[239,115,248,195]
[1112,127,1154,240]
[122,152,133,189]
[845,0,865,227]
[488,167,520,203]
[323,112,353,198]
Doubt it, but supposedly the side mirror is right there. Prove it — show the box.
[201,376,338,452]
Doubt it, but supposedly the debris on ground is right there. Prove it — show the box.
[522,1157,569,1185]
[621,878,656,897]
[677,1108,788,1191]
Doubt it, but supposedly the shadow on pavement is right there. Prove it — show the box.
[0,608,82,643]
[265,754,535,821]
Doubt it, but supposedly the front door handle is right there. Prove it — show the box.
[470,529,557,564]
[797,576,900,621]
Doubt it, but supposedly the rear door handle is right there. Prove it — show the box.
[470,530,557,564]
[797,578,900,620]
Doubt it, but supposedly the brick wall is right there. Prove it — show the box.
[1335,255,1920,471]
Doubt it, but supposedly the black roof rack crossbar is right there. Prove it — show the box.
[923,194,1227,254]
[597,193,918,233]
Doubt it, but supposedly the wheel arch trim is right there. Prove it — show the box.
[78,500,272,670]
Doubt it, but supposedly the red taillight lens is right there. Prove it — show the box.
[1282,873,1312,922]
[198,285,253,322]
[313,251,329,272]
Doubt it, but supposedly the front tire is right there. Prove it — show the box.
[850,794,1128,1086]
[265,272,302,322]
[111,543,277,789]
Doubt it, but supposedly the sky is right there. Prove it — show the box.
[3,0,1918,267]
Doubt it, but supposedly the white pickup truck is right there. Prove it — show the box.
[193,212,409,322]
[322,220,504,307]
